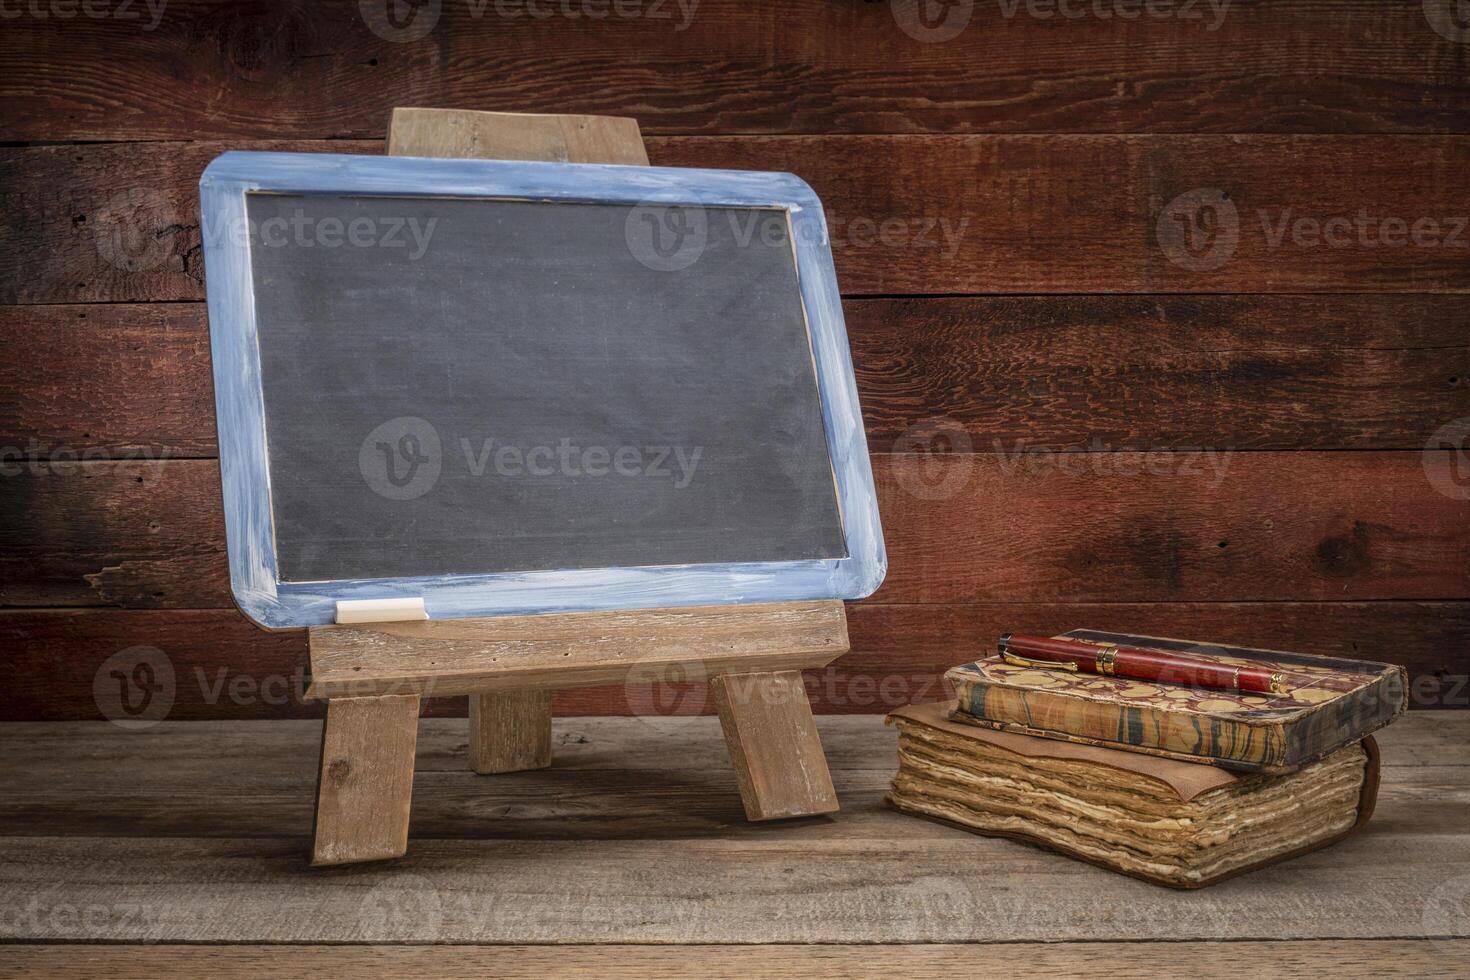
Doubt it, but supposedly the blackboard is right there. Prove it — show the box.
[246,192,845,582]
[202,151,884,627]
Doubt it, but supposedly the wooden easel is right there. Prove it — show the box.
[304,108,849,866]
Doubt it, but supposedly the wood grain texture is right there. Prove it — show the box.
[6,453,1465,608]
[469,691,552,775]
[388,107,649,165]
[11,616,1449,729]
[0,459,230,607]
[873,450,1470,604]
[4,602,1464,722]
[0,715,1465,943]
[0,833,1463,943]
[306,602,850,699]
[3,1,1466,141]
[0,304,217,457]
[312,693,421,866]
[712,670,839,820]
[3,941,1466,979]
[8,136,1470,304]
[848,295,1470,452]
[8,296,1466,458]
[1,834,1455,942]
[0,714,1462,841]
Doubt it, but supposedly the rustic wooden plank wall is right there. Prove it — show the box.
[2,0,1468,719]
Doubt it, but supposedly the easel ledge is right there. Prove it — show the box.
[305,106,852,867]
[306,600,849,700]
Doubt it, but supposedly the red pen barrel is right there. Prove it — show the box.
[1116,649,1276,693]
[998,634,1286,694]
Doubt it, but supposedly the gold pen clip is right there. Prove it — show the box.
[1002,651,1079,672]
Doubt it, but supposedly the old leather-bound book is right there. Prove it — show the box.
[946,631,1406,773]
[887,701,1380,889]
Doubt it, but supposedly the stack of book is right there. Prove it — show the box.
[886,630,1407,888]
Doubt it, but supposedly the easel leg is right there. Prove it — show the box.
[711,670,839,821]
[312,694,421,866]
[469,691,553,774]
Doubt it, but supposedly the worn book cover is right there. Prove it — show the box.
[887,701,1380,889]
[946,630,1406,772]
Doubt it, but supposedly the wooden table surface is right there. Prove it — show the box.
[1,711,1466,977]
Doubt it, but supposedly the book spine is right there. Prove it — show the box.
[1283,666,1407,768]
[950,674,1290,769]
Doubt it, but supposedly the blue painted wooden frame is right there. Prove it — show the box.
[201,150,885,629]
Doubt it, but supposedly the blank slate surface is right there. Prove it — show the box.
[245,192,846,583]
